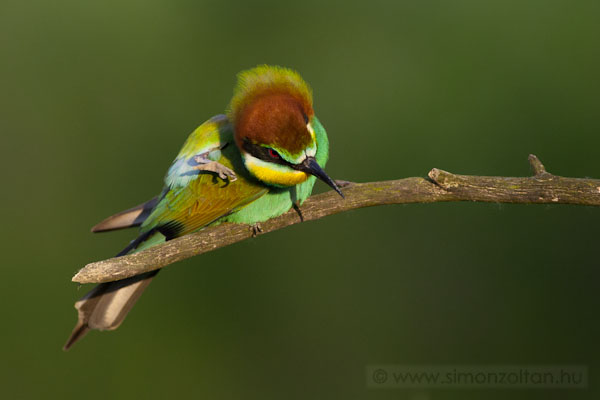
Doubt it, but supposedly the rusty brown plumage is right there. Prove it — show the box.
[228,65,314,157]
[235,92,313,155]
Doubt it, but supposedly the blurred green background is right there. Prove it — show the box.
[1,0,599,398]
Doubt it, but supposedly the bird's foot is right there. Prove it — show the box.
[292,202,304,222]
[250,223,263,237]
[192,159,237,181]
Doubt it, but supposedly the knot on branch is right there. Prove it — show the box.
[428,168,463,190]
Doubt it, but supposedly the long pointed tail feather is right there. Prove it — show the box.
[64,229,165,351]
[63,271,158,350]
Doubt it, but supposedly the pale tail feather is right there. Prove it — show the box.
[64,226,165,351]
[63,270,158,350]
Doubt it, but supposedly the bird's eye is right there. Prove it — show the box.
[268,148,280,159]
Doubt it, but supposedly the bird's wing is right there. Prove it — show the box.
[140,114,267,239]
[89,114,230,233]
[164,114,234,189]
[88,114,267,237]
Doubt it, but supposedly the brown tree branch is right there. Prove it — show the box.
[72,155,600,284]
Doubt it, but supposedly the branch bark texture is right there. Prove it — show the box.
[73,155,600,284]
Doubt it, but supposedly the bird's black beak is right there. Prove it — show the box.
[297,157,344,198]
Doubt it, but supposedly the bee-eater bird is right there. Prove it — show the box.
[64,65,343,350]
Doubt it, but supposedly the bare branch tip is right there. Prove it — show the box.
[71,271,83,283]
[528,154,547,176]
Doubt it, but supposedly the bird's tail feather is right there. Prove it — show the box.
[63,270,158,350]
[91,196,159,233]
[64,230,165,351]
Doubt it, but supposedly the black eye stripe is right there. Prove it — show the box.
[242,139,293,167]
